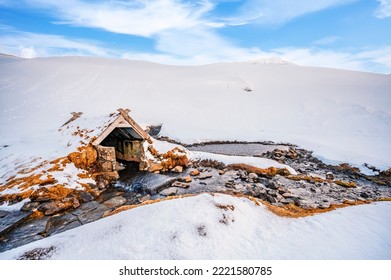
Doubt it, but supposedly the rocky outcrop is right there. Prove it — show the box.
[143,146,190,174]
[67,145,97,170]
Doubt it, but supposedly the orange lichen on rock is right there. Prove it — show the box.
[227,163,291,177]
[67,145,97,170]
[48,157,70,172]
[287,174,327,183]
[335,180,357,188]
[30,185,74,201]
[1,173,57,193]
[335,163,360,173]
[145,146,190,173]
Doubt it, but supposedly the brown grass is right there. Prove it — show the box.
[99,192,376,220]
[287,174,327,183]
[227,163,291,177]
[261,200,369,218]
[335,180,357,188]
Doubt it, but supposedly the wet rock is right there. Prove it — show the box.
[172,181,190,188]
[178,176,192,183]
[0,210,8,218]
[0,216,49,253]
[76,204,110,225]
[44,213,81,236]
[21,202,40,211]
[189,169,200,176]
[0,211,32,237]
[102,196,127,208]
[160,187,179,196]
[171,166,183,173]
[198,172,213,180]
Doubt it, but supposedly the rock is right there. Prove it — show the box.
[160,187,179,196]
[267,181,278,189]
[0,216,49,253]
[248,173,258,180]
[282,192,296,199]
[172,181,190,188]
[148,163,163,173]
[198,172,213,180]
[360,192,370,199]
[79,191,94,203]
[319,203,331,209]
[266,195,277,204]
[277,186,288,194]
[0,211,32,237]
[67,145,97,169]
[267,190,278,197]
[189,169,200,176]
[179,176,192,183]
[102,196,127,208]
[326,172,334,180]
[44,213,81,236]
[21,202,40,211]
[0,210,8,218]
[99,161,113,172]
[138,194,151,203]
[96,145,116,161]
[171,166,183,173]
[38,201,73,216]
[115,162,126,171]
[234,184,246,191]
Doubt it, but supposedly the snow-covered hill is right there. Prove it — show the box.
[1,193,390,260]
[1,56,390,169]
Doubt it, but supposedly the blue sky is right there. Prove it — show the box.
[0,0,390,73]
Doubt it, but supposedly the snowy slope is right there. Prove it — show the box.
[0,56,390,170]
[1,193,390,260]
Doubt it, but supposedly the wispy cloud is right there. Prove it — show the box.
[0,31,110,58]
[312,36,341,46]
[233,0,357,25]
[375,0,391,18]
[20,0,217,37]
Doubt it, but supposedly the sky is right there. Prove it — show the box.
[0,0,390,73]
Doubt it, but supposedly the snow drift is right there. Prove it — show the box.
[1,193,390,260]
[0,56,390,170]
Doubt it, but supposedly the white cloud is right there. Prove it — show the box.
[0,31,110,57]
[20,46,37,58]
[234,0,357,25]
[22,0,217,37]
[375,0,391,18]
